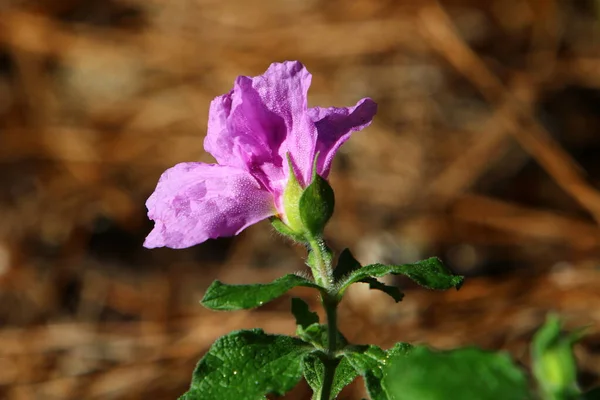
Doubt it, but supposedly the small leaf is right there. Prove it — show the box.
[338,257,463,298]
[344,345,387,374]
[333,248,362,281]
[342,343,413,400]
[302,353,358,399]
[201,275,323,311]
[383,346,531,400]
[180,329,311,400]
[386,342,414,358]
[299,174,335,238]
[298,323,348,351]
[343,344,405,400]
[291,297,319,329]
[359,277,404,302]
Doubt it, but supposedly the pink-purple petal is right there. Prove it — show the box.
[309,98,377,178]
[204,80,287,187]
[144,162,275,249]
[249,61,318,187]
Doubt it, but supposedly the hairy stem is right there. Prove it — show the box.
[320,294,339,400]
[308,237,332,288]
[307,238,338,400]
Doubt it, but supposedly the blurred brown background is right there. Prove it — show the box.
[0,0,599,399]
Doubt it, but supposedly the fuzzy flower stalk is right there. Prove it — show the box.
[144,61,377,249]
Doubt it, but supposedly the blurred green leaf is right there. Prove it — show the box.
[383,346,531,400]
[582,387,600,400]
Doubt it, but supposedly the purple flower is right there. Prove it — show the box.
[145,61,377,249]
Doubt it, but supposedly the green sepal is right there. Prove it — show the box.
[532,314,585,399]
[337,257,463,299]
[201,274,324,311]
[291,297,319,329]
[270,217,307,243]
[298,173,335,238]
[303,352,358,400]
[180,329,311,400]
[382,346,531,400]
[282,154,306,236]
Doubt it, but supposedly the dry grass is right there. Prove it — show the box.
[0,0,599,398]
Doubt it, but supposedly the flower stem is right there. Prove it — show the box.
[307,238,338,400]
[320,295,339,400]
[308,237,332,288]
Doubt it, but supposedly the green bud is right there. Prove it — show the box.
[278,153,336,241]
[298,174,335,239]
[532,314,584,400]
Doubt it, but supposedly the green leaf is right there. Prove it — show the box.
[299,174,335,238]
[333,248,362,281]
[383,346,531,400]
[344,344,405,400]
[302,353,358,399]
[359,277,405,302]
[298,323,348,351]
[386,342,414,358]
[338,257,463,298]
[291,297,319,329]
[180,329,310,400]
[344,345,387,373]
[532,314,584,399]
[201,274,323,311]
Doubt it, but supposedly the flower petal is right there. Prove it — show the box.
[252,61,317,185]
[309,98,377,178]
[204,61,317,189]
[204,77,287,195]
[144,163,275,249]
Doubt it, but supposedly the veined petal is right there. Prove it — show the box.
[144,163,275,249]
[204,77,288,198]
[309,98,377,178]
[204,84,285,177]
[203,61,319,205]
[249,61,318,187]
